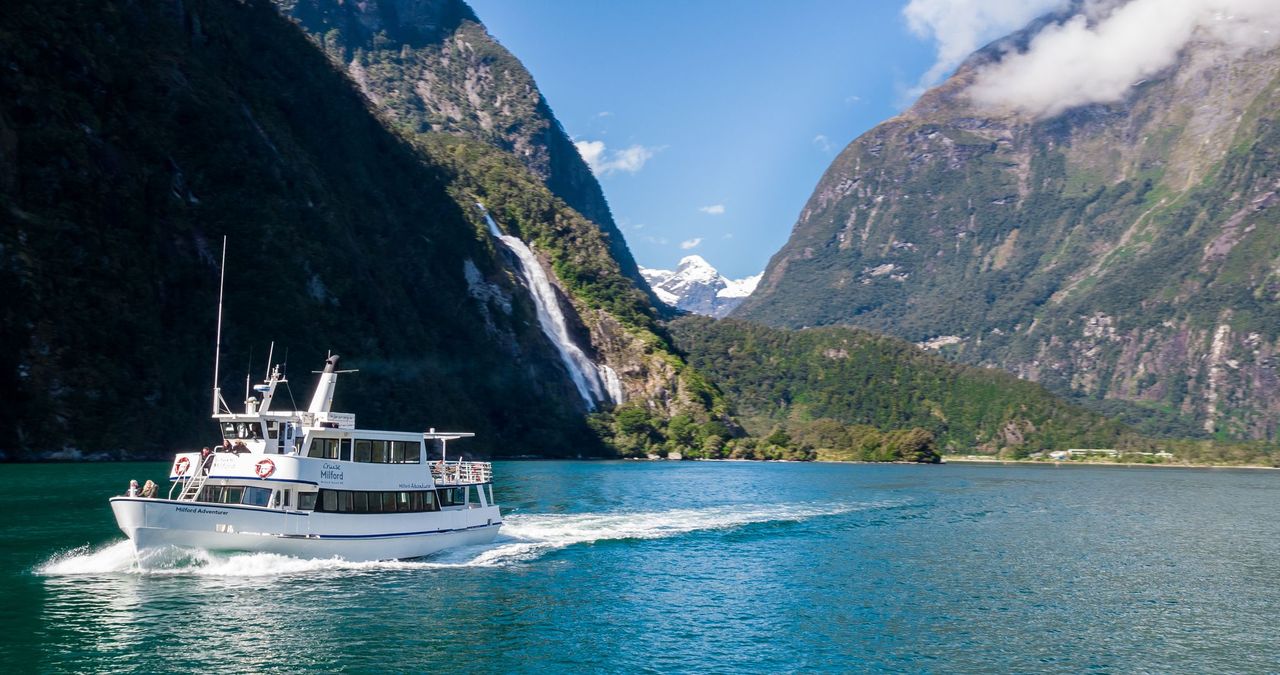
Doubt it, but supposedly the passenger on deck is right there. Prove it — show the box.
[127,479,139,497]
[141,480,157,498]
[200,447,213,475]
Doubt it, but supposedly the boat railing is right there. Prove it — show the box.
[430,460,492,485]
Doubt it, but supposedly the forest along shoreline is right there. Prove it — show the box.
[943,456,1280,470]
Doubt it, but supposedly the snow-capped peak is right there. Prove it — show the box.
[640,257,761,318]
[718,272,761,299]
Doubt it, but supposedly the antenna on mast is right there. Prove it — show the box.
[264,341,275,381]
[212,236,227,416]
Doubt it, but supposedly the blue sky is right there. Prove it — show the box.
[466,1,1058,278]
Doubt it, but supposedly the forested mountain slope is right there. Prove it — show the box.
[0,0,720,459]
[736,18,1280,440]
[273,0,651,297]
[670,317,1133,456]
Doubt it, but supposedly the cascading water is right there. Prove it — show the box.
[479,204,623,410]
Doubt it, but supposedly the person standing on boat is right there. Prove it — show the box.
[200,447,213,475]
[126,480,139,497]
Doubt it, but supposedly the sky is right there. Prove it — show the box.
[460,1,1085,278]
[465,1,1280,278]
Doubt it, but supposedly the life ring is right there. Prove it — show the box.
[174,456,190,476]
[255,458,276,479]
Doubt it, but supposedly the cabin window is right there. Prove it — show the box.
[438,487,464,507]
[340,439,352,462]
[242,486,272,507]
[371,440,388,463]
[267,421,279,440]
[308,438,341,459]
[312,489,441,513]
[355,440,372,463]
[299,492,317,510]
[385,441,421,464]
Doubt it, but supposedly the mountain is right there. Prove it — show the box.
[736,12,1280,440]
[669,316,1134,458]
[640,256,761,318]
[0,0,723,459]
[272,0,657,304]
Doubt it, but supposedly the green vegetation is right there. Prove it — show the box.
[670,316,1132,458]
[0,0,722,460]
[0,0,606,458]
[736,52,1280,440]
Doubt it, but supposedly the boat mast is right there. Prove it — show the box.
[212,236,227,415]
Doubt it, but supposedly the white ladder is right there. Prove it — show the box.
[178,454,214,501]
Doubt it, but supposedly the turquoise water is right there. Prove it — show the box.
[2,460,1278,672]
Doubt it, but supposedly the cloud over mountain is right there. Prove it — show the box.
[968,0,1280,117]
[574,140,656,176]
[903,0,1067,96]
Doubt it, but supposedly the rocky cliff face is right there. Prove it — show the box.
[641,256,761,318]
[736,17,1280,440]
[274,0,649,293]
[270,0,728,450]
[0,0,720,459]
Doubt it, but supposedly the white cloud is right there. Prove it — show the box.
[680,238,703,250]
[902,0,1068,96]
[812,134,833,152]
[845,95,863,105]
[644,235,669,245]
[698,204,726,215]
[968,0,1280,118]
[575,140,605,171]
[574,140,656,176]
[597,111,613,117]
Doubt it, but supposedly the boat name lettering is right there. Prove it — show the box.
[320,462,344,482]
[398,482,432,489]
[175,506,229,516]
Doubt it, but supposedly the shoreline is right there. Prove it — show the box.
[941,456,1279,471]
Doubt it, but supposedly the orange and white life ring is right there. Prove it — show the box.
[255,458,276,479]
[174,456,190,476]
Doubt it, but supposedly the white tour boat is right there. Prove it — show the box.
[110,354,502,561]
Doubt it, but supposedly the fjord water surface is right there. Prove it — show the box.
[3,461,1278,672]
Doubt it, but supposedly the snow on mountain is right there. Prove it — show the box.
[640,255,761,318]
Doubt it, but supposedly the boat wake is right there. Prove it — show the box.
[37,500,885,577]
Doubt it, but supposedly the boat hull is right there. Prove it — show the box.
[110,497,501,562]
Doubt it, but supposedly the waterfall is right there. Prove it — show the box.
[479,205,623,410]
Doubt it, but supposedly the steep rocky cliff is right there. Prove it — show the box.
[737,17,1280,440]
[268,0,726,452]
[0,0,719,459]
[273,0,649,294]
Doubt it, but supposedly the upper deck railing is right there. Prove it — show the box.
[431,460,492,485]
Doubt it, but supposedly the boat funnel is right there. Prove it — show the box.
[307,355,341,413]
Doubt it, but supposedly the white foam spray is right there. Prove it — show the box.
[36,501,879,577]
